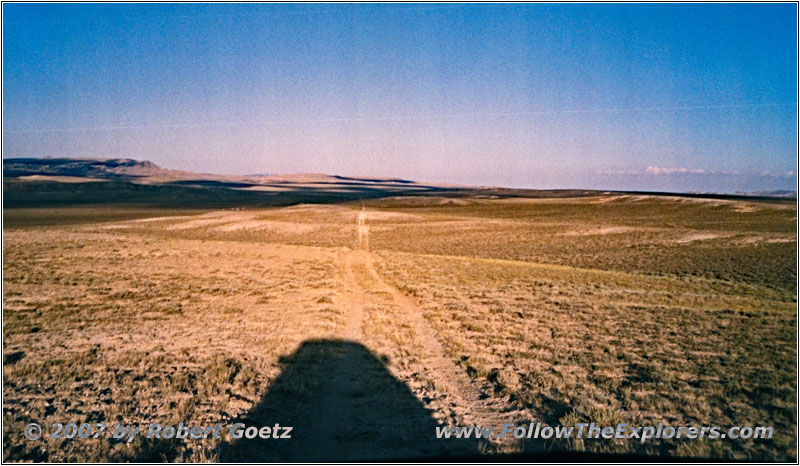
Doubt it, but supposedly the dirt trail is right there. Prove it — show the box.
[340,208,525,451]
[247,209,460,461]
[278,248,373,460]
[242,208,526,460]
[356,207,370,251]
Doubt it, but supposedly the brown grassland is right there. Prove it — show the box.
[2,194,797,461]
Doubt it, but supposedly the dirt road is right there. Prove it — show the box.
[227,207,527,461]
[356,207,369,251]
[335,209,526,456]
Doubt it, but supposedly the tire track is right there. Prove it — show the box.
[345,208,525,450]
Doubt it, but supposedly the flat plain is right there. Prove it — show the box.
[3,186,796,461]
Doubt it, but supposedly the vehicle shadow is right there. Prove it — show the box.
[217,339,478,462]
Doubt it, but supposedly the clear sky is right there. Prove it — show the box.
[3,3,797,192]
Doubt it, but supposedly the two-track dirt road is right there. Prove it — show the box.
[322,208,530,458]
[232,208,519,461]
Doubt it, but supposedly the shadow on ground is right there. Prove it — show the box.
[217,339,477,462]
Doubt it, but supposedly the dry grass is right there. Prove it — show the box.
[3,194,796,461]
[3,229,347,461]
[375,251,795,460]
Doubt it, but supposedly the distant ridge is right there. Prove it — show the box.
[736,190,796,198]
[688,189,796,199]
[2,158,442,187]
[3,157,165,179]
[2,157,468,209]
[3,157,795,201]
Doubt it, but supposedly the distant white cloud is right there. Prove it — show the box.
[598,166,796,178]
[645,166,707,175]
[760,170,796,178]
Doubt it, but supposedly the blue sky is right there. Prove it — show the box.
[2,3,797,192]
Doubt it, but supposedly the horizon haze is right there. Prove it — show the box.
[2,3,798,193]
